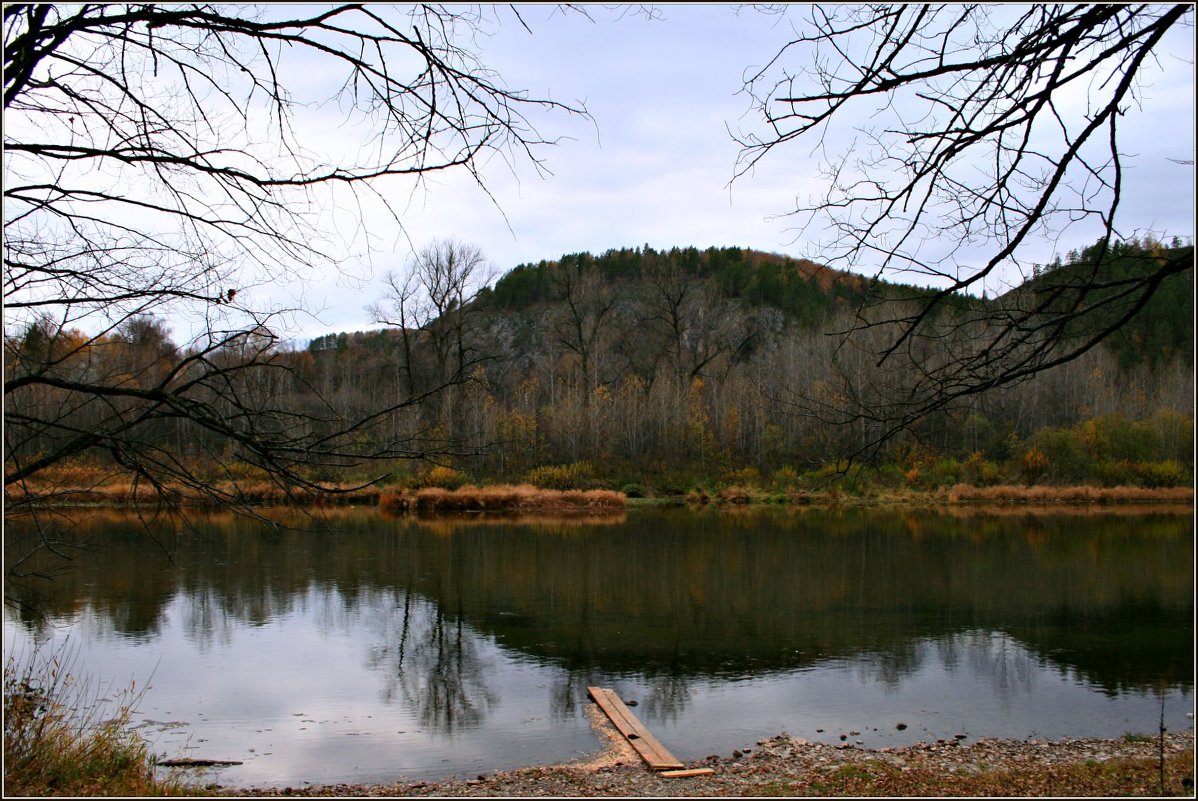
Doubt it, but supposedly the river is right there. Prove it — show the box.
[3,504,1193,788]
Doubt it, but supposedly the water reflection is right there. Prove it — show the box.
[369,593,498,733]
[967,632,1038,702]
[853,641,925,689]
[641,674,694,726]
[3,506,1193,784]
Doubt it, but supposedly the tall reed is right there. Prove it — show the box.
[3,641,194,796]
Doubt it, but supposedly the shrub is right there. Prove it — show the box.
[960,451,1001,486]
[810,460,851,484]
[721,466,761,487]
[1133,460,1190,488]
[1021,447,1050,481]
[1029,428,1087,481]
[422,465,467,489]
[926,458,962,488]
[770,465,801,490]
[1149,409,1194,463]
[1094,458,1137,487]
[524,461,594,490]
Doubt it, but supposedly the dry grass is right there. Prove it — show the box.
[8,458,1192,513]
[763,752,1196,797]
[715,485,757,504]
[5,477,382,509]
[397,513,629,535]
[948,483,1194,505]
[3,645,202,797]
[379,484,626,514]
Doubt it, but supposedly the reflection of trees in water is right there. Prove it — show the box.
[850,632,1036,702]
[965,631,1035,704]
[181,587,235,652]
[6,508,1190,704]
[365,588,497,734]
[854,642,923,688]
[365,586,417,702]
[550,671,599,721]
[312,583,361,637]
[936,635,961,674]
[641,672,693,725]
[547,670,695,726]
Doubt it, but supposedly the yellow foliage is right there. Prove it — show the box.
[771,465,800,487]
[1023,447,1049,475]
[721,466,760,487]
[524,461,594,490]
[423,465,466,489]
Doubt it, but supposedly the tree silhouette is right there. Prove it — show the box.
[735,4,1193,458]
[3,4,585,587]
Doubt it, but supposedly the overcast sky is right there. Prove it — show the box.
[278,4,1196,344]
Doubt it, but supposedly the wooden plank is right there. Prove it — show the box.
[587,686,684,771]
[661,768,716,779]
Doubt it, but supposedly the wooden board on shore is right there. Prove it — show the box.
[661,768,716,778]
[587,686,684,771]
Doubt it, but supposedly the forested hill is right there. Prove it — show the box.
[293,237,1192,488]
[308,245,877,357]
[310,239,1193,370]
[478,245,871,325]
[8,240,1190,493]
[1008,238,1195,370]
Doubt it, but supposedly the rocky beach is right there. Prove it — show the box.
[226,708,1195,798]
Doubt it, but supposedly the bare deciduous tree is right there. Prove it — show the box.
[550,256,622,401]
[735,4,1194,458]
[3,4,584,592]
[368,238,495,433]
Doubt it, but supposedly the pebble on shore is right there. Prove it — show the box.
[228,728,1196,798]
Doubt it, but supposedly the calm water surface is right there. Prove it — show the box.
[4,505,1193,787]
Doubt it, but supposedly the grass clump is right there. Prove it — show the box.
[524,461,596,490]
[379,484,626,514]
[3,644,196,797]
[948,483,1194,505]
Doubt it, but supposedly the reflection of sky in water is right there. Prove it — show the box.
[639,631,1194,763]
[5,588,600,787]
[5,586,1192,788]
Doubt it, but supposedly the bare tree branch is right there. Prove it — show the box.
[734,3,1194,460]
[3,4,587,594]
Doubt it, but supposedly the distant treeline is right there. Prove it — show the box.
[7,239,1193,494]
[478,245,863,325]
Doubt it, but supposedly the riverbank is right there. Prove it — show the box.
[225,728,1196,797]
[6,475,1193,512]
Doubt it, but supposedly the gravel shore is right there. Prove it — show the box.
[226,710,1196,798]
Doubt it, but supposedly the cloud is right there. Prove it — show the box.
[281,4,1195,342]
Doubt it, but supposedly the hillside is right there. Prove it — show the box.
[477,245,872,323]
[315,238,1192,381]
[292,238,1192,490]
[1000,238,1195,369]
[8,240,1189,497]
